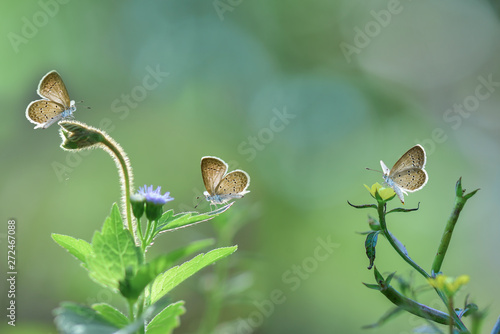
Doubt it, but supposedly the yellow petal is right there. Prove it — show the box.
[378,187,396,200]
[364,183,384,197]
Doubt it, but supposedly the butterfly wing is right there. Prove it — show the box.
[26,99,67,129]
[215,170,250,198]
[37,71,71,108]
[201,156,228,195]
[384,145,428,203]
[390,145,426,174]
[389,168,428,193]
[380,160,390,175]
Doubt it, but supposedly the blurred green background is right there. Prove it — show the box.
[1,1,500,333]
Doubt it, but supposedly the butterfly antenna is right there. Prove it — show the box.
[76,100,91,109]
[365,167,382,173]
[194,196,204,209]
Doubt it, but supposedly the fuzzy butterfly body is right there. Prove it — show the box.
[26,70,76,129]
[380,145,428,204]
[201,156,250,205]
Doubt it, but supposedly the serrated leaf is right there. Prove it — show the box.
[155,203,233,234]
[150,246,237,304]
[53,302,120,334]
[52,233,92,266]
[87,203,142,291]
[92,303,129,328]
[365,231,380,269]
[113,298,178,334]
[146,301,185,334]
[120,239,214,300]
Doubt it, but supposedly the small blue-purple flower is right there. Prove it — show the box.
[137,185,174,221]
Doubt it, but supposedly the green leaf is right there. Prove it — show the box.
[53,302,120,334]
[150,246,237,304]
[368,215,381,231]
[120,239,214,300]
[385,272,396,286]
[455,177,463,197]
[365,231,380,269]
[373,266,385,285]
[462,303,479,317]
[347,200,377,209]
[386,202,420,214]
[463,188,480,200]
[155,203,233,234]
[146,301,185,334]
[362,282,382,291]
[87,203,142,291]
[91,303,129,328]
[52,233,92,266]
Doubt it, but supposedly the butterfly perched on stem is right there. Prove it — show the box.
[379,145,428,204]
[200,156,250,206]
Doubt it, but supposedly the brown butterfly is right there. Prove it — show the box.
[26,70,76,129]
[201,156,250,205]
[380,145,428,204]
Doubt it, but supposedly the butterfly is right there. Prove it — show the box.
[200,156,250,205]
[26,70,76,129]
[380,144,428,204]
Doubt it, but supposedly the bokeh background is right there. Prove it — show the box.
[1,1,500,333]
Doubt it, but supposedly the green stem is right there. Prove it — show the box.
[102,137,134,236]
[432,178,479,274]
[378,203,428,278]
[145,220,157,248]
[136,294,145,334]
[127,299,135,321]
[448,298,455,334]
[141,219,152,252]
[137,218,144,245]
[378,279,450,325]
[377,201,469,333]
